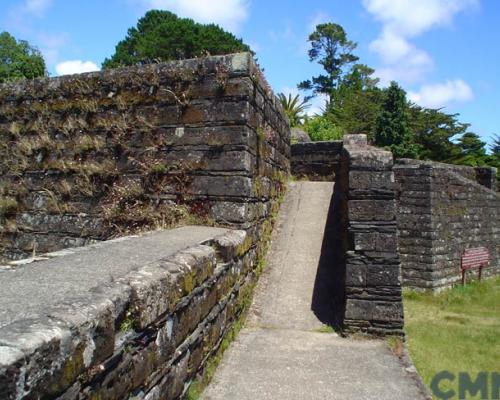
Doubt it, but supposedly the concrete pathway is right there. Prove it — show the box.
[201,182,427,400]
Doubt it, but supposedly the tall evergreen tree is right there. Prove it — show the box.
[374,82,420,159]
[102,10,250,69]
[409,106,466,161]
[490,134,500,157]
[328,64,382,139]
[298,23,358,102]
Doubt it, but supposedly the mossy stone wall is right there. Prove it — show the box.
[0,53,290,261]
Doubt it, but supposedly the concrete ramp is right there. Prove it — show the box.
[202,181,427,400]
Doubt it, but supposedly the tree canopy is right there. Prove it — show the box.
[0,31,47,83]
[102,10,251,69]
[296,20,498,183]
[374,82,420,159]
[298,23,359,102]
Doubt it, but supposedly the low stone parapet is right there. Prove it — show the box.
[0,226,257,399]
[290,141,342,180]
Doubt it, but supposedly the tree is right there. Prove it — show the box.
[298,23,359,102]
[0,31,46,83]
[491,134,500,157]
[374,82,420,159]
[446,132,488,166]
[327,64,382,139]
[408,106,466,161]
[277,93,309,127]
[303,115,344,141]
[102,10,250,69]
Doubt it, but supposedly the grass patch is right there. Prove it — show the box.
[314,325,337,334]
[404,277,500,398]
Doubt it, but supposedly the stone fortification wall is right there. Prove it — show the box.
[290,141,342,180]
[336,135,403,335]
[0,227,261,400]
[0,53,289,262]
[394,160,500,289]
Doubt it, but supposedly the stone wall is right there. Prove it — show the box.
[0,53,289,262]
[394,160,500,289]
[290,141,342,181]
[337,135,403,336]
[0,227,260,400]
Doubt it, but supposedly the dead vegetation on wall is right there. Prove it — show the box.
[0,53,290,261]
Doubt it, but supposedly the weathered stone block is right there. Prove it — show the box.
[349,170,395,191]
[366,264,401,287]
[348,200,396,222]
[352,231,397,252]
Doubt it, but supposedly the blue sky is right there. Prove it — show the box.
[1,0,498,146]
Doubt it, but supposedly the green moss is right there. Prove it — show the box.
[256,127,266,141]
[119,313,135,332]
[49,342,85,395]
[185,310,247,400]
[184,185,287,400]
[183,271,195,294]
[253,178,264,198]
[149,162,169,174]
[446,206,468,217]
[236,235,253,257]
[0,197,18,217]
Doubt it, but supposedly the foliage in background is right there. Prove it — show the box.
[0,31,47,83]
[102,10,250,69]
[374,82,421,159]
[327,64,383,140]
[298,23,358,103]
[298,20,498,182]
[409,106,466,161]
[303,115,344,141]
[491,134,500,155]
[277,93,309,127]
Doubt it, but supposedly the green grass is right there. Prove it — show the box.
[404,277,500,399]
[314,325,337,334]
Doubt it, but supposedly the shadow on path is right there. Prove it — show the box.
[311,184,346,330]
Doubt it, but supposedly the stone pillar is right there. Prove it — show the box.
[341,135,403,335]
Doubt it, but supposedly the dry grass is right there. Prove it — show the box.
[0,197,18,217]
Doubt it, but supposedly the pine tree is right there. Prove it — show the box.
[374,82,420,159]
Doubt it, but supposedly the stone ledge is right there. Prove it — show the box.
[0,226,254,399]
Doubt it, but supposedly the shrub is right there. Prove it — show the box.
[303,116,344,141]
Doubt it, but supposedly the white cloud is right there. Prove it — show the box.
[142,0,249,33]
[55,60,100,76]
[369,28,431,66]
[363,0,477,37]
[362,0,477,84]
[306,95,329,116]
[408,79,473,108]
[23,0,53,16]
